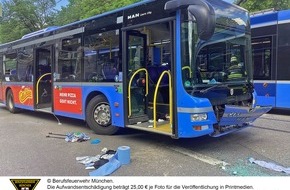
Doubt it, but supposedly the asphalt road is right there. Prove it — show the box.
[0,104,290,176]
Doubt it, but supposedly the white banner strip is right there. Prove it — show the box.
[0,176,288,190]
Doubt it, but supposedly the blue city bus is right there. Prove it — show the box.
[251,9,290,109]
[0,0,270,138]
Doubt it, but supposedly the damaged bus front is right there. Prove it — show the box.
[174,0,271,137]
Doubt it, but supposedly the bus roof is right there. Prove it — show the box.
[251,9,290,28]
[0,0,156,48]
[0,0,247,49]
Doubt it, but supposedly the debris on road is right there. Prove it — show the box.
[249,157,290,174]
[77,146,131,176]
[227,159,270,176]
[46,132,90,142]
[90,138,101,144]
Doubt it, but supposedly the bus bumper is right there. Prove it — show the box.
[210,105,272,137]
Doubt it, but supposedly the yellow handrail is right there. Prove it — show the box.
[153,71,172,129]
[128,68,148,117]
[36,73,51,104]
[182,66,192,78]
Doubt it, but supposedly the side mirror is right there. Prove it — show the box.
[164,0,216,41]
[188,3,215,41]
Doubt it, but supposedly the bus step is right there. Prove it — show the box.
[128,115,149,125]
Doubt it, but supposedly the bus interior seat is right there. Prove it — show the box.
[102,62,118,80]
[147,64,169,85]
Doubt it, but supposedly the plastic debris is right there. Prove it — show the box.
[249,157,290,174]
[65,132,90,142]
[77,149,116,167]
[89,155,121,176]
[91,138,101,144]
[158,119,164,122]
[101,148,108,153]
[76,156,89,161]
[77,148,128,176]
[77,155,100,165]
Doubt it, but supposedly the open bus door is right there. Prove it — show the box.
[35,46,53,111]
[126,31,149,124]
[124,27,174,137]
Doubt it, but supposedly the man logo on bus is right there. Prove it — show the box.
[128,13,139,20]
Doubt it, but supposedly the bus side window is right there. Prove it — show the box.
[57,37,82,82]
[84,29,120,82]
[18,49,33,82]
[4,53,17,82]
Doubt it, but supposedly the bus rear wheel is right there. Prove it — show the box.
[6,90,20,113]
[86,95,119,135]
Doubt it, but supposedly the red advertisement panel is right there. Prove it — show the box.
[8,85,34,106]
[54,87,82,114]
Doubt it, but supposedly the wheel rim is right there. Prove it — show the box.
[94,102,111,126]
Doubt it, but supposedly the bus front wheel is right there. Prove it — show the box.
[86,95,119,135]
[6,90,20,113]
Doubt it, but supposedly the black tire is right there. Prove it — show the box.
[6,90,20,113]
[86,95,119,135]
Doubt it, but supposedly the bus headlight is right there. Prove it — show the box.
[191,113,208,121]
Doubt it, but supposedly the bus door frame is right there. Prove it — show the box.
[34,45,53,110]
[122,18,177,137]
[123,30,148,122]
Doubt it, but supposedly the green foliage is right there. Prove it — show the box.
[55,0,141,26]
[81,0,141,19]
[0,0,141,43]
[238,0,290,12]
[2,0,289,44]
[0,0,56,43]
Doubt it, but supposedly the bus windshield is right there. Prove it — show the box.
[181,22,252,90]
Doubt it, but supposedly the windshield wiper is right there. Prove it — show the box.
[200,83,229,94]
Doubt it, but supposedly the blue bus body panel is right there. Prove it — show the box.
[251,9,290,26]
[219,105,271,126]
[14,104,34,111]
[53,110,85,120]
[82,84,125,128]
[254,81,290,109]
[251,12,278,27]
[175,10,216,138]
[278,10,290,23]
[253,81,276,107]
[252,10,290,109]
[276,82,290,108]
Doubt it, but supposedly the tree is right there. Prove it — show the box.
[237,0,290,12]
[55,0,141,26]
[0,0,56,43]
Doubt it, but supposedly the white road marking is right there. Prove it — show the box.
[170,146,229,166]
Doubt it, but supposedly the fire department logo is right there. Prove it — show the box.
[19,87,33,103]
[10,179,40,190]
